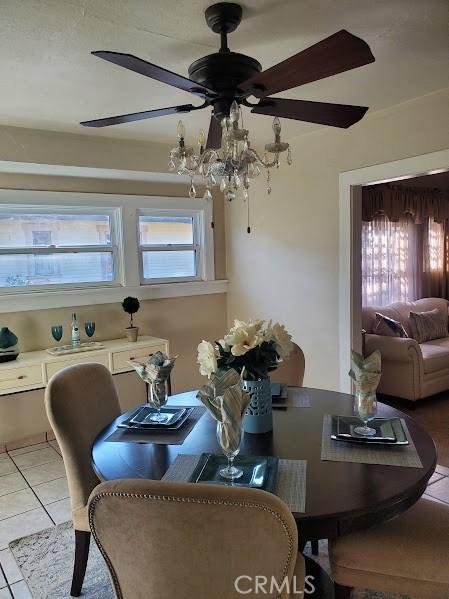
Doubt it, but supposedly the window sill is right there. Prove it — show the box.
[0,280,228,314]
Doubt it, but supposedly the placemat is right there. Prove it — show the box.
[273,387,311,408]
[105,407,206,445]
[321,415,423,468]
[162,454,307,512]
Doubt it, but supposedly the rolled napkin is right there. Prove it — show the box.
[349,350,382,396]
[197,369,250,454]
[129,351,177,386]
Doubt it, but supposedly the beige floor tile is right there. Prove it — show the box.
[0,567,5,588]
[0,548,23,584]
[32,477,68,505]
[0,587,12,598]
[10,580,32,599]
[48,440,61,456]
[0,474,27,498]
[424,476,449,503]
[427,471,445,486]
[424,493,448,505]
[12,448,60,471]
[46,498,72,525]
[20,461,66,487]
[6,435,46,452]
[0,490,40,522]
[436,464,449,476]
[0,460,17,478]
[7,443,50,457]
[0,508,52,550]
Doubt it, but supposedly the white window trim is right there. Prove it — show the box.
[0,189,224,313]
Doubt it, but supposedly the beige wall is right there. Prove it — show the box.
[0,126,227,444]
[226,87,449,392]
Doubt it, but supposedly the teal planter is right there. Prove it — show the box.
[0,327,19,362]
[242,378,273,434]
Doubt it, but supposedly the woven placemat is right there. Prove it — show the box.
[273,387,311,408]
[162,454,307,512]
[321,415,423,468]
[105,407,206,445]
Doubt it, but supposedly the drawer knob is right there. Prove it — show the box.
[17,375,25,380]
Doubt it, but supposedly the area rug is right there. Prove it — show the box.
[10,523,412,599]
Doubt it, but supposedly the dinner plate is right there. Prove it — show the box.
[129,406,186,427]
[118,407,193,431]
[331,416,409,445]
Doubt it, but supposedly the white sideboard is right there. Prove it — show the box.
[0,335,169,396]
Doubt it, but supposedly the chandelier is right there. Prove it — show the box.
[168,101,292,230]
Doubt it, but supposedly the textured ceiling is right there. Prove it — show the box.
[0,0,448,144]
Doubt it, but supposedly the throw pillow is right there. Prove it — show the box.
[409,308,448,343]
[373,313,408,338]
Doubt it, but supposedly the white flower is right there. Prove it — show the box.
[271,322,293,359]
[197,340,218,378]
[224,319,265,356]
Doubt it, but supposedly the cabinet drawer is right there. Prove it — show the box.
[46,353,109,380]
[111,345,167,373]
[0,364,43,392]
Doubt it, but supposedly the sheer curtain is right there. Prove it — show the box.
[362,215,419,307]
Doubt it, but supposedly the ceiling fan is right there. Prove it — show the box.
[80,1,375,148]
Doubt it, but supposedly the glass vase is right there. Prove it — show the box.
[354,391,377,436]
[216,421,243,480]
[147,381,169,423]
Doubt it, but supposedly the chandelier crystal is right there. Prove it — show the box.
[168,101,292,213]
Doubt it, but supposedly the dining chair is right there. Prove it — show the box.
[328,497,449,598]
[271,342,305,387]
[44,362,121,597]
[89,478,305,599]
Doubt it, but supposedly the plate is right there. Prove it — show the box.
[189,453,279,492]
[331,416,409,445]
[118,407,193,431]
[130,406,186,427]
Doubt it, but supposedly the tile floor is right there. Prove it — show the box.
[1,443,449,597]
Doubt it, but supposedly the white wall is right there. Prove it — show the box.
[226,87,449,391]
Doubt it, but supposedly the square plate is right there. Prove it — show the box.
[331,416,409,445]
[271,383,288,400]
[118,407,193,431]
[189,453,279,492]
[130,406,186,427]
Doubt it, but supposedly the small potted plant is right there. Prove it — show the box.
[122,296,140,342]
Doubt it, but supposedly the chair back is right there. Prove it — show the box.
[271,343,305,386]
[45,363,121,525]
[89,479,301,599]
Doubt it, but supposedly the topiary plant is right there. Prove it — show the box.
[121,296,140,328]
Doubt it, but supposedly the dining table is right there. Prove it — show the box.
[92,386,437,545]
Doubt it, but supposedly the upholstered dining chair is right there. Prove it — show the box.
[44,362,121,597]
[329,497,449,598]
[271,342,305,387]
[89,478,305,599]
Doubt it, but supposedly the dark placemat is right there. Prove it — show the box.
[162,454,307,512]
[273,387,311,408]
[321,414,423,468]
[105,406,206,445]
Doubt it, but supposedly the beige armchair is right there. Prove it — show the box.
[271,342,305,387]
[44,363,121,597]
[89,478,305,599]
[329,498,449,598]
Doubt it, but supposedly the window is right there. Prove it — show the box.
[138,211,203,283]
[0,207,120,290]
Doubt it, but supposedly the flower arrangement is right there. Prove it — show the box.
[197,319,293,381]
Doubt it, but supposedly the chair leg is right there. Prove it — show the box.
[311,539,319,555]
[70,530,91,597]
[334,583,352,599]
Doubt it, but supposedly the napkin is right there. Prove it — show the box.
[197,369,250,454]
[349,350,381,395]
[129,351,177,386]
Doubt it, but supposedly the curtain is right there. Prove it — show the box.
[362,215,419,306]
[420,218,449,298]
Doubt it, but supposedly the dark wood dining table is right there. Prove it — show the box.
[92,386,437,544]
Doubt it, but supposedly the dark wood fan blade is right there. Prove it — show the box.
[239,30,375,98]
[206,115,222,149]
[80,104,195,127]
[252,97,368,128]
[92,51,216,98]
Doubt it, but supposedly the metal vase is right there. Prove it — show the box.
[242,378,273,434]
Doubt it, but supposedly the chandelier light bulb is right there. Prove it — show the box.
[229,101,240,123]
[197,129,206,147]
[272,117,281,136]
[177,120,186,140]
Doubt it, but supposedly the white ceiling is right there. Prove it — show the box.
[0,0,448,144]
